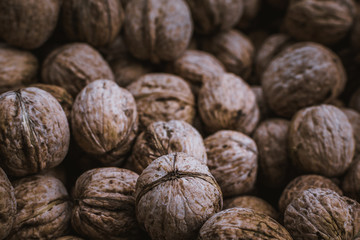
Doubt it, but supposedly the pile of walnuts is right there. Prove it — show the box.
[0,0,360,239]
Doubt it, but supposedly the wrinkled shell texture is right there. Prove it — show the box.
[262,42,346,117]
[284,188,360,240]
[204,130,258,197]
[0,0,61,49]
[278,174,343,213]
[127,73,195,129]
[0,87,70,177]
[124,0,193,63]
[71,80,138,166]
[72,167,144,240]
[198,208,293,240]
[289,105,355,177]
[342,155,360,202]
[342,108,360,155]
[253,118,290,188]
[251,86,270,120]
[285,0,356,45]
[0,47,38,88]
[0,168,16,240]
[186,0,243,34]
[350,88,360,113]
[135,152,222,240]
[42,43,114,97]
[130,120,207,174]
[198,73,259,135]
[8,175,71,240]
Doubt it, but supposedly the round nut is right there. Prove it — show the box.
[350,88,360,113]
[342,155,360,202]
[0,168,16,240]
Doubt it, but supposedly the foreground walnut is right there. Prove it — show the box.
[0,87,70,177]
[135,153,222,240]
[198,208,292,240]
[350,88,360,113]
[342,155,360,202]
[0,168,16,240]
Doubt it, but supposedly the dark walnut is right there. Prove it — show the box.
[0,87,70,177]
[284,188,360,240]
[124,0,193,63]
[99,35,128,63]
[42,43,114,97]
[127,73,195,130]
[130,120,207,174]
[62,0,124,47]
[198,208,293,240]
[251,86,271,121]
[253,118,290,188]
[71,80,138,166]
[0,168,16,240]
[0,0,61,49]
[0,46,38,88]
[236,0,261,29]
[285,0,356,45]
[198,73,259,135]
[7,175,71,240]
[135,152,222,240]
[278,174,343,213]
[185,0,243,34]
[342,155,360,202]
[72,167,147,240]
[201,29,254,80]
[342,108,360,155]
[289,105,355,177]
[262,42,346,117]
[350,88,360,113]
[204,130,258,197]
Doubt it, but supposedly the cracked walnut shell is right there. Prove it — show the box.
[0,168,16,240]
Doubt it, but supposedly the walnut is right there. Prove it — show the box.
[127,73,195,130]
[42,43,114,97]
[71,80,138,166]
[289,105,355,177]
[0,87,70,177]
[253,118,290,188]
[62,0,124,47]
[236,0,261,29]
[262,42,346,117]
[204,130,258,197]
[129,120,207,174]
[99,35,128,63]
[0,168,16,240]
[342,155,360,202]
[278,174,343,213]
[185,0,243,34]
[7,175,72,240]
[342,108,360,155]
[39,164,67,186]
[0,0,61,49]
[135,152,222,240]
[124,0,193,63]
[198,208,292,240]
[251,86,271,121]
[284,188,360,240]
[350,88,360,113]
[72,167,147,240]
[198,73,259,135]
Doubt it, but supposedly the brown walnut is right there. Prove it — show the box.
[342,155,360,202]
[0,168,16,240]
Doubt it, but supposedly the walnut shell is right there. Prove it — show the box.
[262,42,346,117]
[127,73,195,130]
[42,43,114,97]
[0,0,61,49]
[284,188,360,240]
[130,120,207,174]
[342,108,360,155]
[135,152,222,240]
[251,86,271,121]
[350,88,360,113]
[289,105,355,177]
[278,174,343,213]
[0,87,70,177]
[198,208,292,240]
[204,130,258,197]
[124,0,193,63]
[71,80,138,166]
[0,168,16,240]
[198,73,259,135]
[7,175,72,240]
[342,155,360,202]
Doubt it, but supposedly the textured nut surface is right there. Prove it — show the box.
[350,88,360,113]
[42,43,114,97]
[198,73,259,135]
[135,152,222,240]
[342,155,360,202]
[284,188,360,240]
[204,130,258,197]
[130,120,207,174]
[8,175,71,240]
[289,105,354,177]
[0,87,70,177]
[71,80,138,166]
[124,0,193,63]
[0,168,16,240]
[342,108,360,155]
[198,208,292,240]
[262,42,346,117]
[127,73,195,129]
